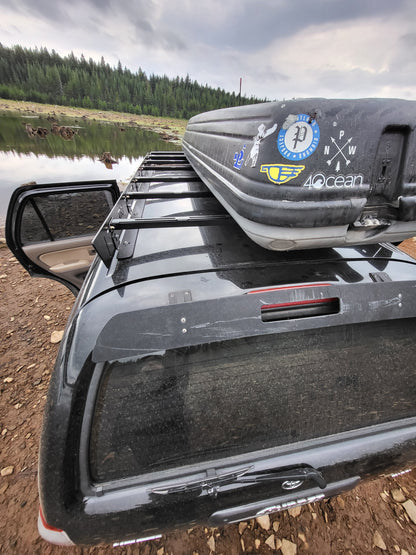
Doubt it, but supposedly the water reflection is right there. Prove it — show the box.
[0,112,179,224]
[0,151,141,225]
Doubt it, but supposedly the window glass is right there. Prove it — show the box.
[90,319,416,483]
[20,190,113,244]
[20,201,50,243]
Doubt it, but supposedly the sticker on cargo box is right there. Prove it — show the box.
[324,129,357,171]
[244,123,278,168]
[260,163,305,184]
[278,114,320,161]
[233,144,246,169]
[303,172,364,189]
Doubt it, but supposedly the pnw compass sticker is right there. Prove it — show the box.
[277,114,320,161]
[324,127,357,172]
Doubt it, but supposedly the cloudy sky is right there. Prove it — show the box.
[1,0,416,101]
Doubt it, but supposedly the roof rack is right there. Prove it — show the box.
[93,152,232,266]
[140,151,193,171]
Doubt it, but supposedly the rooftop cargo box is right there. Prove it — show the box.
[182,98,416,250]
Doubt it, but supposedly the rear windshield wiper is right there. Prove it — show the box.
[150,466,326,498]
[150,466,254,496]
[238,466,326,489]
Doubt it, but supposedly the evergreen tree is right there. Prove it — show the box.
[0,44,265,118]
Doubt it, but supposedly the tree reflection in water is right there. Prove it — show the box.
[0,113,179,223]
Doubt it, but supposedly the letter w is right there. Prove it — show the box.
[348,145,357,155]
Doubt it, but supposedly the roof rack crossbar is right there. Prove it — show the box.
[147,151,183,155]
[141,164,193,171]
[109,214,232,230]
[146,162,189,166]
[145,156,185,164]
[124,191,213,200]
[131,176,201,183]
[147,159,187,163]
[146,156,188,161]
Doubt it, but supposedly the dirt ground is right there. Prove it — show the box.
[1,238,416,554]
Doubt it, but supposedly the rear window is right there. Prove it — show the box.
[89,318,416,483]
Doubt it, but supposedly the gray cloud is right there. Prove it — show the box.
[0,0,415,100]
[130,17,187,51]
[400,32,416,48]
[231,0,401,48]
[8,0,70,24]
[169,0,409,52]
[83,0,188,52]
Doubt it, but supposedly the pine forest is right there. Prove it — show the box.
[0,44,264,119]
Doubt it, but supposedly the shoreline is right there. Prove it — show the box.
[0,98,187,143]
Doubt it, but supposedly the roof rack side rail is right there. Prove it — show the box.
[109,214,232,230]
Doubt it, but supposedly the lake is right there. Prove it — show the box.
[0,112,179,225]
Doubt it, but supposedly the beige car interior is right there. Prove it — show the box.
[23,236,96,290]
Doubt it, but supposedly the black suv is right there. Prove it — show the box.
[6,152,416,546]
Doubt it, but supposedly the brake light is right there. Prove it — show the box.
[39,507,62,532]
[38,507,74,546]
[248,283,331,294]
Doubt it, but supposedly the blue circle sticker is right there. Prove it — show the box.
[277,114,320,161]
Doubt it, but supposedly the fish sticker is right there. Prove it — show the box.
[260,164,305,185]
[245,123,278,168]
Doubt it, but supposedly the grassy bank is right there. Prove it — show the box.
[0,98,188,142]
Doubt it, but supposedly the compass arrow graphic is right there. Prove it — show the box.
[327,137,352,167]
